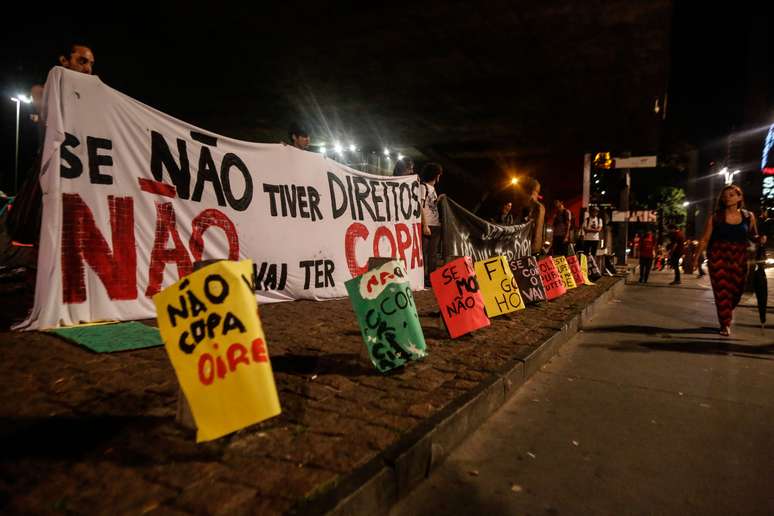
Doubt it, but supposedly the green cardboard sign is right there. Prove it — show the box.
[345,260,427,373]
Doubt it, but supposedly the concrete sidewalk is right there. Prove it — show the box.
[391,267,774,516]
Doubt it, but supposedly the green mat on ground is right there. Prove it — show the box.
[48,321,162,353]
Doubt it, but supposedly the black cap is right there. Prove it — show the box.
[288,122,308,139]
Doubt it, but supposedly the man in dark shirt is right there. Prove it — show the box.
[667,224,685,285]
[551,200,571,256]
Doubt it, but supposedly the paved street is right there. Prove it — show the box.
[392,266,774,516]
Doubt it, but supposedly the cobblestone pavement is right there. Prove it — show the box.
[0,277,617,515]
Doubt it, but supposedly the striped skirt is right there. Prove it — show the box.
[708,241,748,328]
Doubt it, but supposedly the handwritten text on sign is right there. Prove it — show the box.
[154,260,281,442]
[510,256,547,304]
[553,256,577,290]
[538,256,566,300]
[566,255,585,287]
[475,256,525,317]
[430,257,490,338]
[579,254,595,285]
[346,261,426,373]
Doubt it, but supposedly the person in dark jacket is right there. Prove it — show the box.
[667,224,685,285]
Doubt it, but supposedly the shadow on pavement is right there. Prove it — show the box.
[271,352,375,377]
[583,325,720,335]
[0,415,179,462]
[598,339,774,360]
[625,281,710,291]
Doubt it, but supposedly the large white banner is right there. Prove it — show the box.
[21,67,423,330]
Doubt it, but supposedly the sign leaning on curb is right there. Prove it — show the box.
[154,259,281,442]
[346,260,427,373]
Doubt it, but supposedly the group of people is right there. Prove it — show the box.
[549,202,604,257]
[8,44,769,340]
[636,185,767,336]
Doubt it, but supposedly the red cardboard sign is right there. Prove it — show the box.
[565,255,585,287]
[537,256,567,300]
[430,257,491,338]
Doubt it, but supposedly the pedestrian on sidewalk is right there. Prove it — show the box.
[694,184,766,336]
[667,224,684,285]
[638,230,655,283]
[694,241,706,278]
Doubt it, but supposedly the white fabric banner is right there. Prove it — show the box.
[21,67,424,330]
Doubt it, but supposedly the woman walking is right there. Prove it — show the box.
[694,185,765,336]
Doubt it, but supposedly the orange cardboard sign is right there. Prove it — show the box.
[430,257,490,338]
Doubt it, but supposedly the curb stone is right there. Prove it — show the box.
[291,277,626,516]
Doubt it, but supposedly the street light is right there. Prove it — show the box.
[718,167,740,185]
[10,94,32,193]
[510,177,518,185]
[682,201,690,207]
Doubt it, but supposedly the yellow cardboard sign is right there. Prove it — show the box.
[154,260,281,442]
[474,256,525,317]
[553,256,577,289]
[580,254,595,285]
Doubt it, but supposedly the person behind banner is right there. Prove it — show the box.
[420,163,443,287]
[582,206,602,256]
[287,122,310,150]
[392,157,415,176]
[496,201,514,225]
[638,230,655,283]
[522,178,545,255]
[550,200,571,256]
[6,43,96,249]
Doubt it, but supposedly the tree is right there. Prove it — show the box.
[651,187,687,241]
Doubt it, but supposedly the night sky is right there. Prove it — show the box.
[1,3,772,209]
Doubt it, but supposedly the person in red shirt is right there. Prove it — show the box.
[638,230,655,283]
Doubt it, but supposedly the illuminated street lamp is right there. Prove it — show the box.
[718,167,740,185]
[10,94,32,193]
[510,177,519,185]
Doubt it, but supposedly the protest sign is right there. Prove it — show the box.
[21,67,423,330]
[553,256,577,289]
[430,257,490,338]
[154,260,281,442]
[565,255,585,287]
[579,254,595,285]
[345,260,426,373]
[586,254,603,281]
[538,256,567,300]
[509,256,547,304]
[440,197,533,263]
[474,256,525,317]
